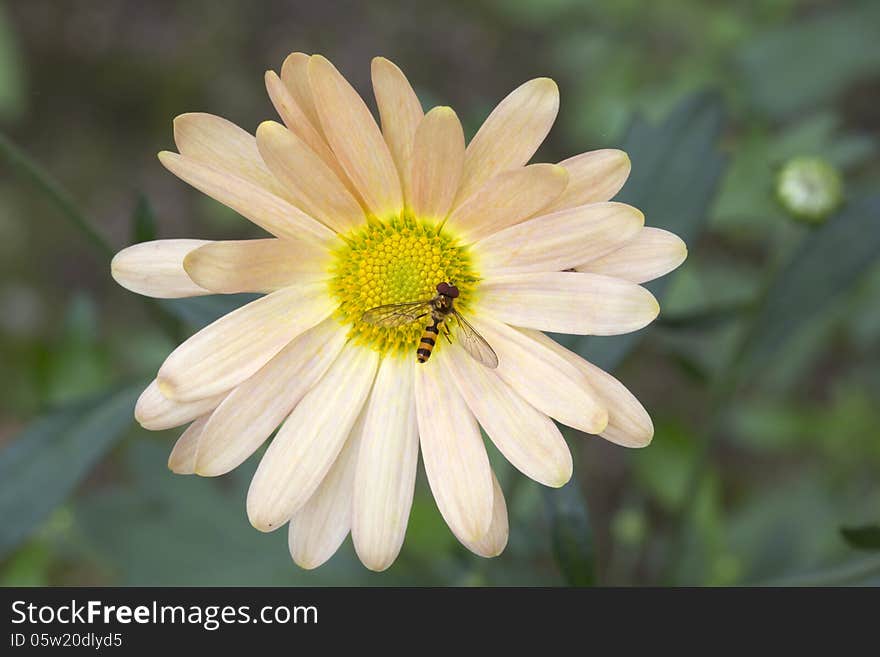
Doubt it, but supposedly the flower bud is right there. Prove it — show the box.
[776,156,843,224]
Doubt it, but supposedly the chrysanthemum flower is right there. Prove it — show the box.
[112,53,687,571]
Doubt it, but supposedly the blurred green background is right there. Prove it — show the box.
[2,0,879,586]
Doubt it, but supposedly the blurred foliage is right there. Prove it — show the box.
[0,384,141,558]
[131,194,157,244]
[557,91,727,371]
[840,525,880,552]
[543,461,595,586]
[2,0,880,587]
[0,4,24,121]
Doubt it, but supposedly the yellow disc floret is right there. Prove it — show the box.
[329,214,478,356]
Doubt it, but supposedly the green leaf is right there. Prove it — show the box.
[736,195,880,378]
[632,419,697,512]
[738,1,880,120]
[0,384,141,558]
[131,193,157,244]
[841,525,880,552]
[560,92,727,370]
[72,441,383,586]
[45,294,112,404]
[655,301,750,332]
[543,474,594,586]
[159,293,259,330]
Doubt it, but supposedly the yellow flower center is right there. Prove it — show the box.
[329,214,478,356]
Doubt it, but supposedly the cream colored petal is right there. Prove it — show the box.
[167,415,209,475]
[157,284,334,403]
[288,410,364,570]
[111,239,210,299]
[280,52,323,134]
[475,202,644,276]
[444,345,571,487]
[352,357,419,572]
[457,471,509,558]
[542,149,631,213]
[265,70,357,194]
[371,57,424,191]
[135,379,225,431]
[415,354,493,543]
[173,113,291,201]
[183,239,331,295]
[194,319,347,476]
[256,121,365,233]
[158,151,335,245]
[467,315,608,434]
[407,107,465,221]
[308,55,403,218]
[575,227,688,284]
[478,272,659,336]
[522,329,654,447]
[454,77,559,206]
[446,164,567,242]
[247,343,379,532]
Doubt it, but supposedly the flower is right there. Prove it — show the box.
[111,53,687,571]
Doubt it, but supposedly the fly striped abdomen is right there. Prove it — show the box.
[416,322,440,363]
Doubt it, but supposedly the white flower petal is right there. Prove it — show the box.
[478,271,659,336]
[111,239,210,299]
[265,69,357,197]
[280,52,323,135]
[351,357,419,572]
[308,55,403,218]
[167,415,209,475]
[288,409,364,570]
[576,227,688,284]
[444,344,572,487]
[467,316,608,434]
[158,151,335,245]
[415,354,494,543]
[135,379,225,431]
[407,107,465,221]
[157,284,334,402]
[522,329,654,447]
[475,202,644,276]
[172,113,290,200]
[256,121,365,233]
[457,471,509,558]
[445,164,568,242]
[194,319,348,476]
[247,343,379,532]
[454,77,560,206]
[183,238,331,294]
[542,149,631,213]
[371,57,424,191]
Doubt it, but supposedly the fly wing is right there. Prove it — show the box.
[451,311,499,369]
[362,300,432,327]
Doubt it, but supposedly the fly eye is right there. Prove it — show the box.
[436,282,450,295]
[448,285,460,298]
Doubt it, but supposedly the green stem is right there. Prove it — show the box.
[0,132,115,259]
[660,231,791,584]
[659,374,735,584]
[0,132,184,341]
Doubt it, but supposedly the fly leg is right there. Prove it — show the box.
[441,323,453,344]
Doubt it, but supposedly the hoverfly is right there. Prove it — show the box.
[362,282,499,368]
